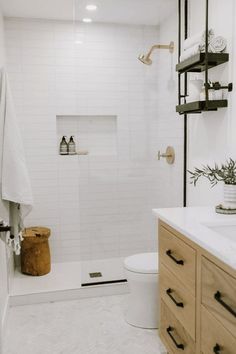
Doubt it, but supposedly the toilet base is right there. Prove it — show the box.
[124,270,159,329]
[125,317,158,330]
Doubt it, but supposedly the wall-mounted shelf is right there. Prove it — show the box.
[77,151,89,155]
[177,0,232,119]
[176,99,228,115]
[59,151,89,156]
[176,52,229,73]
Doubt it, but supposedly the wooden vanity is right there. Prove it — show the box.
[158,220,236,354]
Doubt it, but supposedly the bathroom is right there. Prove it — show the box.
[0,0,236,353]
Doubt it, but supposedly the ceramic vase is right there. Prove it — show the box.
[223,183,236,209]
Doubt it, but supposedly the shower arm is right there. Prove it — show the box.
[146,42,174,60]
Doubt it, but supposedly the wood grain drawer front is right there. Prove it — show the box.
[160,263,196,340]
[201,257,236,337]
[159,225,196,294]
[201,306,236,354]
[160,300,196,354]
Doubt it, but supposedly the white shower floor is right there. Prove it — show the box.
[81,257,126,285]
[10,258,128,306]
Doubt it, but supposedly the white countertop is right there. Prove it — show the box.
[153,207,236,271]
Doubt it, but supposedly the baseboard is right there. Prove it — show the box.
[0,295,9,354]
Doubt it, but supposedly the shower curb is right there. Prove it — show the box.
[9,282,129,307]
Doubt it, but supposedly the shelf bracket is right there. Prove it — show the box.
[209,82,233,92]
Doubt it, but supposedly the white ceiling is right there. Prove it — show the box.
[0,0,175,26]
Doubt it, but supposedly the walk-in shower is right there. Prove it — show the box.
[138,41,175,65]
[4,0,183,297]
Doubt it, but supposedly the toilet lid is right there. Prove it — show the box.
[124,253,158,274]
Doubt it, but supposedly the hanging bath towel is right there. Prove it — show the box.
[0,68,33,253]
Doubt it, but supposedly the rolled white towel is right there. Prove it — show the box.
[0,221,23,255]
[183,29,214,51]
[209,36,227,53]
[180,43,201,62]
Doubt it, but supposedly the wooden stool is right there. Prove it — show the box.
[21,227,51,276]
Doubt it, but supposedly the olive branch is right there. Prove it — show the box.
[188,158,236,187]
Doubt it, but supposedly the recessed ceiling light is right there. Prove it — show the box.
[83,18,92,23]
[86,4,97,11]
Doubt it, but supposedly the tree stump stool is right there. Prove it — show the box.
[21,227,51,276]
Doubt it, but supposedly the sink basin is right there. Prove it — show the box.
[205,225,236,243]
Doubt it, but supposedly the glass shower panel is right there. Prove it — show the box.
[73,0,183,285]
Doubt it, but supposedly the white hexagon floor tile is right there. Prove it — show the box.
[4,295,167,354]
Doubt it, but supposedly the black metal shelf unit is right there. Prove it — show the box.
[176,99,228,115]
[176,52,229,73]
[177,0,231,115]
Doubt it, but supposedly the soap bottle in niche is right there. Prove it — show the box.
[59,136,68,155]
[68,136,76,155]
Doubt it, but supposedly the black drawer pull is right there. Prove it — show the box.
[166,250,184,265]
[166,326,184,350]
[214,291,236,318]
[166,288,184,308]
[213,344,221,354]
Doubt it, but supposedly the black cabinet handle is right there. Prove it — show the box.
[166,250,184,265]
[214,291,236,318]
[213,344,221,354]
[166,288,184,308]
[166,326,184,350]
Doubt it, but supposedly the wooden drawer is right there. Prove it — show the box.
[159,225,196,294]
[160,300,196,354]
[201,306,236,354]
[201,256,236,337]
[160,263,196,340]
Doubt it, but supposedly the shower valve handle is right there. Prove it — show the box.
[157,146,175,165]
[158,151,171,159]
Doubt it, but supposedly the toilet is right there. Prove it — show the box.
[124,252,159,329]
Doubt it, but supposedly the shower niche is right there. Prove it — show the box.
[56,115,118,157]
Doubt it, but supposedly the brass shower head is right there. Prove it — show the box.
[138,54,153,65]
[138,41,174,65]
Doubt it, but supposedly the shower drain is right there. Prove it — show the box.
[89,272,102,278]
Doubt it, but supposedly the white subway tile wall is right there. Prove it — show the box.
[5,17,183,263]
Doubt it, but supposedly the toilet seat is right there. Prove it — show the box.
[124,252,158,274]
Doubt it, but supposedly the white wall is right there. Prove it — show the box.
[0,201,9,354]
[187,0,236,206]
[0,6,9,353]
[5,17,183,263]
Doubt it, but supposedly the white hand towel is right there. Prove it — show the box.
[180,44,201,62]
[0,68,33,244]
[183,29,214,51]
